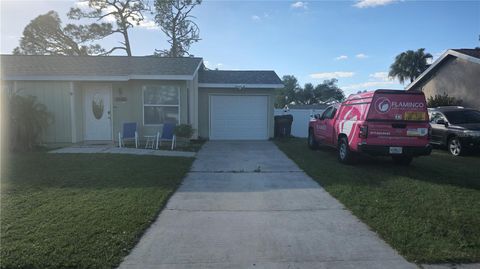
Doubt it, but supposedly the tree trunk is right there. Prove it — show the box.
[123,30,132,56]
[171,23,177,57]
[171,11,180,57]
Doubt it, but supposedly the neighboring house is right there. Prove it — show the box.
[274,104,327,138]
[0,55,283,145]
[405,48,480,109]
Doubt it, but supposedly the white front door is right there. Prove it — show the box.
[84,85,112,141]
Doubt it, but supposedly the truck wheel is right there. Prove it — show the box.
[392,156,413,165]
[308,129,318,150]
[338,137,354,164]
[448,136,463,156]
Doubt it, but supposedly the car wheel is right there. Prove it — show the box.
[338,137,354,164]
[448,136,463,156]
[308,129,318,150]
[392,156,413,165]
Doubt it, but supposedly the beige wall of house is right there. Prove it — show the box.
[1,81,13,151]
[186,73,199,139]
[72,82,84,143]
[14,81,73,144]
[82,80,189,141]
[411,57,480,109]
[5,79,191,145]
[5,79,276,144]
[197,88,275,139]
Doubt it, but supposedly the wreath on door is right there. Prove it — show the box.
[92,94,104,120]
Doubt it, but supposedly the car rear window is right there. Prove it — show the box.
[444,110,480,124]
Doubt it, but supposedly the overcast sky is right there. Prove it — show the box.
[1,0,479,95]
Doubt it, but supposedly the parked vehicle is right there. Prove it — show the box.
[428,106,480,156]
[308,89,432,165]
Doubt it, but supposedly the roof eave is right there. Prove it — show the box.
[198,83,284,89]
[405,49,480,91]
[192,59,204,79]
[2,74,195,81]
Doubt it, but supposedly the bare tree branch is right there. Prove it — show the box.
[154,0,201,57]
[68,0,150,56]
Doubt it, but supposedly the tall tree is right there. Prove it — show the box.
[296,83,315,105]
[314,79,345,103]
[389,48,433,84]
[275,75,301,108]
[154,0,201,57]
[275,76,345,108]
[68,0,150,56]
[13,11,109,56]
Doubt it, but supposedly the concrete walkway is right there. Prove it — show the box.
[118,141,416,269]
[49,145,196,157]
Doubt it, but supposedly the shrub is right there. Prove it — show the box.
[427,92,462,108]
[8,93,52,151]
[174,124,194,139]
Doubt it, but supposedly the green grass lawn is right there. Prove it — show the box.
[275,138,480,264]
[0,153,194,269]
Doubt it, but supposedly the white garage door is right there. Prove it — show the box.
[210,95,268,140]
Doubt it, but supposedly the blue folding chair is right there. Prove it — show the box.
[118,122,138,148]
[156,123,176,150]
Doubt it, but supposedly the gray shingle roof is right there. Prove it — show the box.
[199,69,282,85]
[0,55,203,79]
[452,48,480,59]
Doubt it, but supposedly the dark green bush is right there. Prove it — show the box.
[8,93,52,151]
[174,124,194,139]
[427,92,462,108]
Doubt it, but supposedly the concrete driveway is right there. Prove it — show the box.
[118,141,416,269]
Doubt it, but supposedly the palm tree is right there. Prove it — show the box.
[389,48,433,84]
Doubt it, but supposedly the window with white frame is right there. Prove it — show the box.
[143,85,180,125]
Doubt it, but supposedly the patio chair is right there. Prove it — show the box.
[118,122,138,148]
[156,123,176,150]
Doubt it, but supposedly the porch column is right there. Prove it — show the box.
[188,78,199,139]
[69,82,77,143]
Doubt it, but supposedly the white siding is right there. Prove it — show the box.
[274,108,325,138]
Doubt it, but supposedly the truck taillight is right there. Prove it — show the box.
[359,125,368,138]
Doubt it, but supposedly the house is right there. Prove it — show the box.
[0,55,283,145]
[405,48,480,109]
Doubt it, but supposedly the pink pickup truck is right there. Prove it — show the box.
[308,89,432,165]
